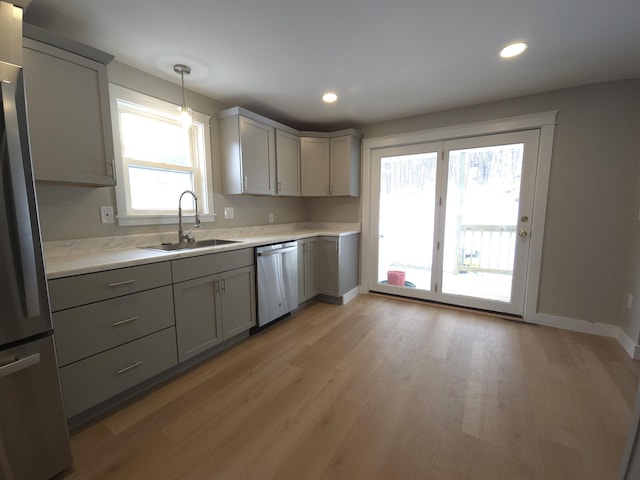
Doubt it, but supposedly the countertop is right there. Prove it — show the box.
[44,222,360,279]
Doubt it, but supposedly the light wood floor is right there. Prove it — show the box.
[63,295,640,479]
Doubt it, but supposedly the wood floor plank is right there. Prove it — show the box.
[62,295,640,479]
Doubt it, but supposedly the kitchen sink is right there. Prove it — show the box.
[142,238,240,251]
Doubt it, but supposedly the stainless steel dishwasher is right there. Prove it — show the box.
[256,242,298,327]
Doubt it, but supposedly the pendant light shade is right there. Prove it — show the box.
[174,64,193,128]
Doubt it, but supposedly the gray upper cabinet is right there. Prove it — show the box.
[219,106,360,197]
[300,137,330,196]
[22,35,115,186]
[300,132,361,197]
[330,135,361,197]
[220,110,277,195]
[275,129,300,196]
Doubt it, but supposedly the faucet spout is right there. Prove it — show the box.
[178,190,201,244]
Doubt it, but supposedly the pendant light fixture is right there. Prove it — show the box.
[174,64,193,128]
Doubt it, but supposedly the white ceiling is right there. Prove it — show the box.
[24,0,640,131]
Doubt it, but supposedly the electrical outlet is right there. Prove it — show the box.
[268,212,274,224]
[100,206,114,224]
[627,293,633,310]
[224,207,234,219]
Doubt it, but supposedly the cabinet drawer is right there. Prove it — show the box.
[171,248,254,283]
[59,327,177,418]
[49,262,172,311]
[53,286,175,366]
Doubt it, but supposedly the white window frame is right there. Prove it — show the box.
[109,83,215,226]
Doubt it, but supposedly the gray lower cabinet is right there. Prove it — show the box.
[53,285,174,367]
[48,261,172,311]
[319,234,360,297]
[59,327,177,418]
[172,249,256,363]
[297,237,319,304]
[49,262,176,418]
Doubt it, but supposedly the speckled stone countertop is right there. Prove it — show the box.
[44,222,360,279]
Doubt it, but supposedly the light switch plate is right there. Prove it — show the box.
[100,206,114,224]
[224,207,234,219]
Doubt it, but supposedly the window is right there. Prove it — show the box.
[109,84,214,226]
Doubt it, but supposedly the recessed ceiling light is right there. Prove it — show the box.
[500,42,528,58]
[322,92,338,103]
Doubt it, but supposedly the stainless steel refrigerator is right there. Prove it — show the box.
[0,1,72,478]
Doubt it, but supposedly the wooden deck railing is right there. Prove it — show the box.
[455,224,516,275]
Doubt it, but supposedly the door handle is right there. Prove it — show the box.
[2,78,41,318]
[0,353,41,379]
[257,246,298,256]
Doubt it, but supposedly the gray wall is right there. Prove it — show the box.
[35,61,307,241]
[34,60,640,339]
[620,112,640,343]
[360,79,640,330]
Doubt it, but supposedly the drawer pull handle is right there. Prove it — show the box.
[108,280,135,288]
[112,316,140,327]
[117,361,143,375]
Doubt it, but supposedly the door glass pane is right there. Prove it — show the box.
[378,152,438,290]
[442,143,523,302]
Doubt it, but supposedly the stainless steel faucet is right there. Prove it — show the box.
[178,190,201,244]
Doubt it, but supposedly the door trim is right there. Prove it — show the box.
[361,111,558,321]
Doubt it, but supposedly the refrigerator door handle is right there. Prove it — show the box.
[2,78,40,318]
[0,353,41,379]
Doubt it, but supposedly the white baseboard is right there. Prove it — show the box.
[342,286,360,305]
[532,313,640,359]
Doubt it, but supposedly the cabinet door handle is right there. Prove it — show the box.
[117,361,143,375]
[108,280,135,288]
[214,279,220,293]
[112,316,139,327]
[221,277,226,293]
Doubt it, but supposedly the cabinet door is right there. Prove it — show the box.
[59,327,177,417]
[297,240,307,304]
[173,274,223,362]
[306,237,320,298]
[221,266,256,339]
[240,116,276,195]
[330,135,360,197]
[53,285,175,367]
[318,237,339,296]
[338,234,360,296]
[300,137,330,196]
[275,129,300,196]
[23,39,115,186]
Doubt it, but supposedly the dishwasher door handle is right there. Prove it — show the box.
[257,246,298,256]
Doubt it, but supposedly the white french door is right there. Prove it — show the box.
[370,130,540,316]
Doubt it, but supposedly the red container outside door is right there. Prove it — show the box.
[387,270,406,286]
